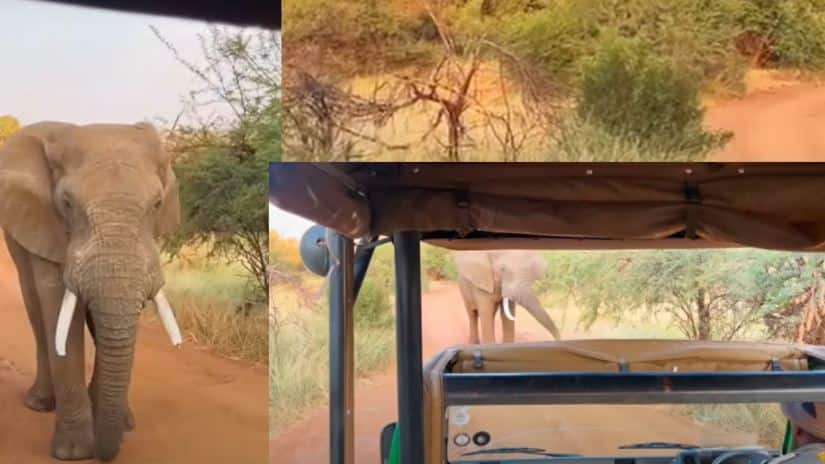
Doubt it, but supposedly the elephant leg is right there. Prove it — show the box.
[86,312,135,431]
[501,301,515,343]
[467,309,480,345]
[478,298,497,344]
[30,254,94,460]
[5,235,56,412]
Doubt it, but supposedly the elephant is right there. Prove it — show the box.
[0,121,182,461]
[454,250,561,344]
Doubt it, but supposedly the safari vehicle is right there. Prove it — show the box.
[269,162,825,464]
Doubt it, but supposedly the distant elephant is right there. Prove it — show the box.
[454,251,561,344]
[0,121,182,461]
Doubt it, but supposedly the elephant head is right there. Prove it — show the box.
[0,121,181,460]
[455,250,561,341]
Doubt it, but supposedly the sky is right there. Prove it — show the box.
[1,0,300,236]
[270,204,313,239]
[0,0,249,125]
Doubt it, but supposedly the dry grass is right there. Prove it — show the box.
[270,275,396,432]
[676,403,786,449]
[141,245,268,365]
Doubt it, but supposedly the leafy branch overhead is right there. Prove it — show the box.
[154,26,280,302]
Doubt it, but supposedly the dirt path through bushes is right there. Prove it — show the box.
[0,236,269,463]
[706,76,825,161]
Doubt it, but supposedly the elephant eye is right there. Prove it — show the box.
[62,195,73,212]
[153,198,163,211]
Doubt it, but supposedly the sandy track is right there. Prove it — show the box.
[0,236,269,463]
[706,78,825,161]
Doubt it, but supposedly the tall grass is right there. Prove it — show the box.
[677,404,787,449]
[141,247,268,365]
[270,274,396,432]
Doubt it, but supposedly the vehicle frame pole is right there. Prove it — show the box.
[392,231,425,464]
[328,230,355,464]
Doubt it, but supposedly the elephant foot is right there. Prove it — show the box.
[24,386,56,412]
[51,416,94,460]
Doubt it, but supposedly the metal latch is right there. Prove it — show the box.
[472,351,484,369]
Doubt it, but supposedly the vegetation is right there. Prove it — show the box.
[0,115,20,143]
[283,0,825,161]
[155,27,280,303]
[577,35,731,156]
[270,232,397,431]
[545,249,825,343]
[148,247,268,364]
[679,403,786,449]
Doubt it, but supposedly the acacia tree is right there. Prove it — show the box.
[550,250,774,340]
[549,249,825,342]
[154,26,280,302]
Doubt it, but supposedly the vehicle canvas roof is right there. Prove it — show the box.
[269,162,825,252]
[41,0,279,28]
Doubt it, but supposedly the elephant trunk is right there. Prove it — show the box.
[506,282,561,341]
[90,301,140,461]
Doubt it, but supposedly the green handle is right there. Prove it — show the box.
[389,425,400,464]
[783,420,793,453]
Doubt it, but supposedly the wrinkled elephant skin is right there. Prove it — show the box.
[0,122,181,461]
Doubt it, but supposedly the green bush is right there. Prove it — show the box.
[548,115,713,162]
[737,0,825,69]
[577,35,730,156]
[354,279,394,329]
[500,2,597,84]
[284,0,431,73]
[422,244,458,281]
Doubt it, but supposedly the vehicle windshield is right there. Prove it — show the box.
[447,403,785,461]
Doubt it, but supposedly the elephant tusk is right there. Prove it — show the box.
[153,289,183,347]
[502,298,516,321]
[55,290,78,357]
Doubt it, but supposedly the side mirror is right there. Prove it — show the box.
[299,224,330,276]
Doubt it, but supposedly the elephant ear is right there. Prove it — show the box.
[0,133,68,263]
[155,165,181,238]
[454,252,496,294]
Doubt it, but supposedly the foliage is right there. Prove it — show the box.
[547,249,825,342]
[154,27,280,301]
[270,231,303,272]
[547,115,712,162]
[578,34,731,156]
[283,0,431,76]
[156,250,268,364]
[422,244,458,281]
[270,283,394,432]
[168,142,269,301]
[354,279,394,329]
[499,1,596,84]
[0,115,20,143]
[736,0,825,69]
[547,250,767,340]
[679,403,786,449]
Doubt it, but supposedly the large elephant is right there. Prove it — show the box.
[0,121,182,461]
[454,250,561,344]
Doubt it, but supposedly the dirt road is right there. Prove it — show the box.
[270,283,753,463]
[0,237,269,463]
[706,75,825,161]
